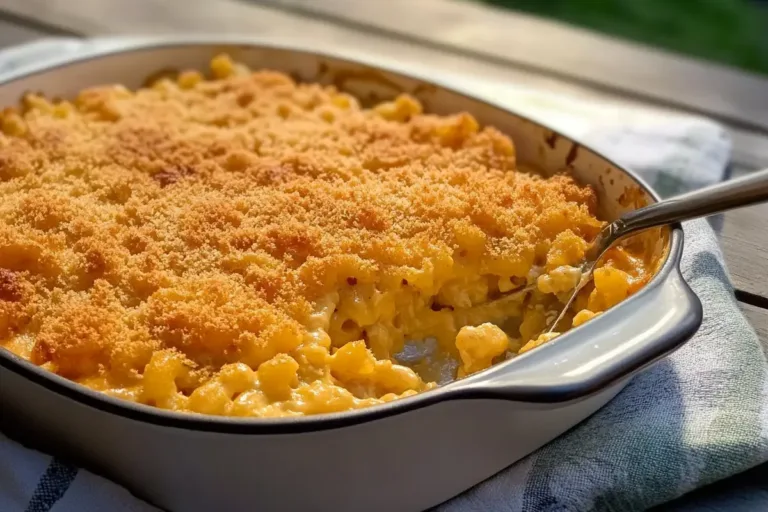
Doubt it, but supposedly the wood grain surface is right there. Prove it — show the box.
[741,303,768,354]
[0,15,50,47]
[719,203,768,299]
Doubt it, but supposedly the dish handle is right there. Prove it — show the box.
[450,261,702,403]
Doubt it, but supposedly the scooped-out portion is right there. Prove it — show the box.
[0,55,655,417]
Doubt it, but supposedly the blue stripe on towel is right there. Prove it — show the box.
[25,458,78,512]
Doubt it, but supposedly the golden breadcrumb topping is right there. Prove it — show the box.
[0,55,625,417]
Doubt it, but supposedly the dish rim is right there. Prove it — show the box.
[0,37,694,434]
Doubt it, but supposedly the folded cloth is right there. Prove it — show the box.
[1,38,765,512]
[428,70,768,511]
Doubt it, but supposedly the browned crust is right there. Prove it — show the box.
[0,56,601,387]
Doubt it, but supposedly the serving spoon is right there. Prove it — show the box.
[498,169,768,333]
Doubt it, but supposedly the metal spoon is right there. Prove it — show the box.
[541,169,768,333]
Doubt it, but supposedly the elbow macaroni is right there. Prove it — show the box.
[0,55,656,417]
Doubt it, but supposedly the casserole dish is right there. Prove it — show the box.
[0,37,702,512]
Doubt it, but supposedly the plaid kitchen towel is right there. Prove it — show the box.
[0,38,766,512]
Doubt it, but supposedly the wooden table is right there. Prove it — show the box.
[0,0,766,507]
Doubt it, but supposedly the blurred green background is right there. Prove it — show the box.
[474,0,768,75]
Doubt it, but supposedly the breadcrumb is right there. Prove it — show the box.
[0,58,602,404]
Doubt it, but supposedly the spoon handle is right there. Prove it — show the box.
[617,169,768,237]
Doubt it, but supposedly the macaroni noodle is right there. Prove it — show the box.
[0,55,654,417]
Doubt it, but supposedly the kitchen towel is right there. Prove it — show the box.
[0,37,765,512]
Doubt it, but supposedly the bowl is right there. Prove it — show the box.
[0,37,702,512]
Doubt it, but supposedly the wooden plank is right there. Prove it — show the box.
[729,131,768,172]
[740,303,768,355]
[256,0,768,133]
[730,164,763,179]
[0,15,50,48]
[718,203,768,299]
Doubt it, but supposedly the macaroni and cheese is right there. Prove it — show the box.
[0,55,653,417]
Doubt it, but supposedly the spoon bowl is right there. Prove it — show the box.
[541,168,768,334]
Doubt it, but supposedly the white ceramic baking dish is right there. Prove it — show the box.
[0,37,702,512]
